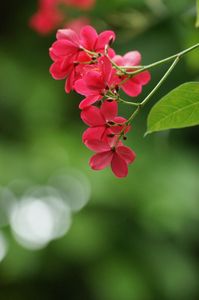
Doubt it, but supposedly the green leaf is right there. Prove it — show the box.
[196,0,199,28]
[146,82,199,135]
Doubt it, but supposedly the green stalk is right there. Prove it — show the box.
[119,43,199,76]
[126,57,180,124]
[114,56,180,146]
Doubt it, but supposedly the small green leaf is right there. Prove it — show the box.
[196,0,199,28]
[146,82,199,134]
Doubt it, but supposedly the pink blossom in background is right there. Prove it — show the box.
[29,6,63,35]
[30,0,95,35]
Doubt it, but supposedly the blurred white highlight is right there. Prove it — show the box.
[7,169,91,250]
[10,189,71,250]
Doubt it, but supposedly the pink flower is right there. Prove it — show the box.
[50,25,115,62]
[30,0,96,35]
[49,26,116,93]
[113,51,151,97]
[29,6,63,35]
[74,56,119,109]
[81,100,129,142]
[85,139,136,178]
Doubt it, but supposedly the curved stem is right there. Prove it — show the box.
[106,91,140,107]
[127,56,180,124]
[81,47,99,57]
[118,98,140,106]
[82,43,199,77]
[107,56,129,75]
[140,57,179,107]
[115,43,199,76]
[114,56,180,146]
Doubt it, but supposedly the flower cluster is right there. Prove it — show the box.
[30,0,95,35]
[49,25,151,177]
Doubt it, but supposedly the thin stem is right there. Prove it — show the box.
[127,56,179,124]
[120,65,141,69]
[108,56,129,75]
[82,43,199,78]
[106,91,140,106]
[118,97,140,106]
[118,76,130,86]
[114,56,180,146]
[104,45,128,75]
[81,47,99,57]
[140,56,179,107]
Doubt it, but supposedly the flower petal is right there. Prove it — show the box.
[121,80,142,97]
[111,153,128,178]
[112,55,124,66]
[99,56,113,83]
[85,139,110,152]
[123,51,141,66]
[90,151,113,170]
[96,30,116,50]
[65,68,76,93]
[107,48,116,58]
[112,116,130,134]
[80,25,98,50]
[82,127,105,142]
[50,40,78,57]
[133,71,151,85]
[101,100,118,121]
[49,60,71,79]
[79,95,102,109]
[74,79,94,96]
[56,28,80,45]
[85,71,104,91]
[117,146,136,164]
[81,106,105,126]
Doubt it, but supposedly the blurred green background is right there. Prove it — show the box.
[0,0,199,299]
